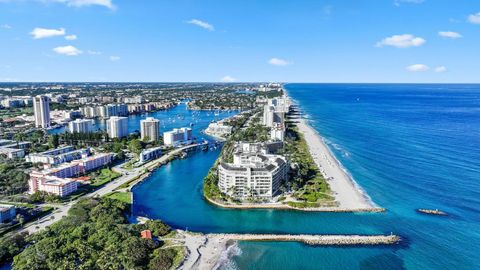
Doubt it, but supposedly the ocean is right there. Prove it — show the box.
[133,84,480,269]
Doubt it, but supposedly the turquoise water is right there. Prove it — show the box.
[133,84,480,269]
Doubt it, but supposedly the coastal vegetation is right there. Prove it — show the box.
[284,121,334,207]
[9,197,178,270]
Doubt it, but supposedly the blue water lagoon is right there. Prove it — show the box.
[132,84,480,269]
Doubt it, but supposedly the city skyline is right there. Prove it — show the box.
[0,0,480,83]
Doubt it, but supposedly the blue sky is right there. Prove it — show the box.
[0,0,479,83]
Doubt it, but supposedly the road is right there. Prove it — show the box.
[19,143,203,235]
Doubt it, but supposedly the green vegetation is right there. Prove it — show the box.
[0,159,31,198]
[57,131,108,147]
[89,168,121,187]
[0,232,28,264]
[203,160,225,201]
[11,198,178,270]
[106,191,132,204]
[285,123,334,206]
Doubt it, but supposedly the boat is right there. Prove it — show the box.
[416,209,447,216]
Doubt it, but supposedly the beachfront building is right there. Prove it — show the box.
[26,146,90,165]
[205,121,233,139]
[139,146,163,163]
[28,153,113,197]
[107,116,128,138]
[163,127,193,147]
[218,142,288,200]
[33,95,51,128]
[68,119,94,133]
[270,123,285,141]
[140,117,160,142]
[0,204,16,223]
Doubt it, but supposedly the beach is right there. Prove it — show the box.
[296,117,375,209]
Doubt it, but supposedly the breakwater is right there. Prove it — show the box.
[208,233,400,246]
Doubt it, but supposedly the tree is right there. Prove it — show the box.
[16,214,25,226]
[48,134,60,149]
[128,139,143,155]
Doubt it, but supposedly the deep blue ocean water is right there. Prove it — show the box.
[133,84,480,270]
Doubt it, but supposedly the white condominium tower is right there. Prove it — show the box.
[68,119,94,133]
[106,116,128,139]
[140,117,160,142]
[163,127,193,147]
[218,142,288,199]
[33,95,51,128]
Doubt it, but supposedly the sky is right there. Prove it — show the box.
[0,0,479,83]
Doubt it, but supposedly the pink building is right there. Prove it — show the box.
[28,153,113,197]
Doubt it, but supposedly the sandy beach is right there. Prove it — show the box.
[296,117,375,209]
[176,230,230,270]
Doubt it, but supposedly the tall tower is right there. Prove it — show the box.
[106,116,128,138]
[33,95,51,128]
[140,117,160,142]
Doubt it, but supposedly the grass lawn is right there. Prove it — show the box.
[90,168,121,187]
[106,192,132,204]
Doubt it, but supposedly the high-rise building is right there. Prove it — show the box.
[217,142,288,199]
[163,127,193,147]
[106,116,128,138]
[140,117,160,142]
[33,95,51,128]
[68,119,94,133]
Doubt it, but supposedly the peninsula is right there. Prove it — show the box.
[203,85,380,212]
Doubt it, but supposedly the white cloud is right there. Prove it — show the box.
[1,24,12,29]
[394,0,424,6]
[0,0,115,9]
[30,27,65,39]
[64,34,77,40]
[53,45,82,56]
[221,75,237,82]
[45,0,114,9]
[268,57,290,66]
[406,64,429,72]
[434,66,447,73]
[87,50,102,55]
[109,55,120,61]
[468,12,480,24]
[186,19,214,31]
[376,34,425,48]
[438,31,462,39]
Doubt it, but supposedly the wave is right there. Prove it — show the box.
[213,241,242,270]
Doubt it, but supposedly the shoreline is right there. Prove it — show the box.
[296,117,376,209]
